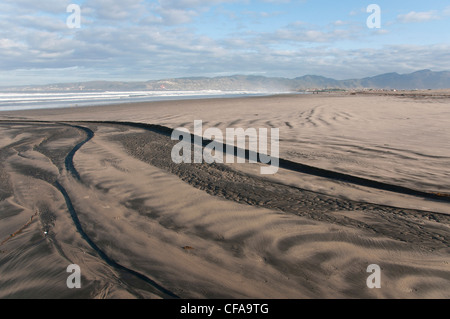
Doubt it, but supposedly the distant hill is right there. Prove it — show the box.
[292,70,450,90]
[2,70,450,92]
[293,75,342,90]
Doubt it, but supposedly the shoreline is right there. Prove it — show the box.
[0,91,306,113]
[2,88,450,115]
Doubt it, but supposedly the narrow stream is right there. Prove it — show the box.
[57,123,179,299]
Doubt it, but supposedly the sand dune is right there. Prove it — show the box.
[0,93,449,298]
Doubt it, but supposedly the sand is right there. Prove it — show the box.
[0,91,449,298]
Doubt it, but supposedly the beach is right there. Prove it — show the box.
[0,91,449,299]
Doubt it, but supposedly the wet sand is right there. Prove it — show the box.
[0,92,449,298]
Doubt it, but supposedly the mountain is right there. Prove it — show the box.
[2,70,450,92]
[352,69,450,90]
[293,75,342,90]
[292,70,450,90]
[145,75,295,91]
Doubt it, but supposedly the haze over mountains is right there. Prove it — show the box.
[2,70,450,92]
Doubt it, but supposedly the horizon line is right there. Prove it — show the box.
[1,68,449,89]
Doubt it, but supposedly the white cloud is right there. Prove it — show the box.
[152,0,239,25]
[0,1,449,86]
[84,0,150,21]
[2,42,450,86]
[264,22,361,44]
[333,20,348,26]
[261,0,291,3]
[374,29,389,35]
[154,7,199,25]
[349,7,366,16]
[2,0,71,14]
[444,6,450,16]
[397,10,440,23]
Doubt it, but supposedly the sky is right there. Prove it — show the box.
[1,0,450,86]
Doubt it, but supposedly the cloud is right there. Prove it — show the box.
[154,7,198,25]
[444,6,450,16]
[333,20,349,26]
[262,21,362,44]
[73,0,238,26]
[1,0,72,14]
[0,1,449,86]
[261,0,292,3]
[349,7,366,16]
[154,0,239,25]
[397,10,440,23]
[3,41,450,86]
[83,0,151,22]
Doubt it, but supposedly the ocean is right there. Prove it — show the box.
[0,90,289,112]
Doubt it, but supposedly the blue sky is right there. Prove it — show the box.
[1,0,450,86]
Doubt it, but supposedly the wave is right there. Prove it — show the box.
[0,90,286,111]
